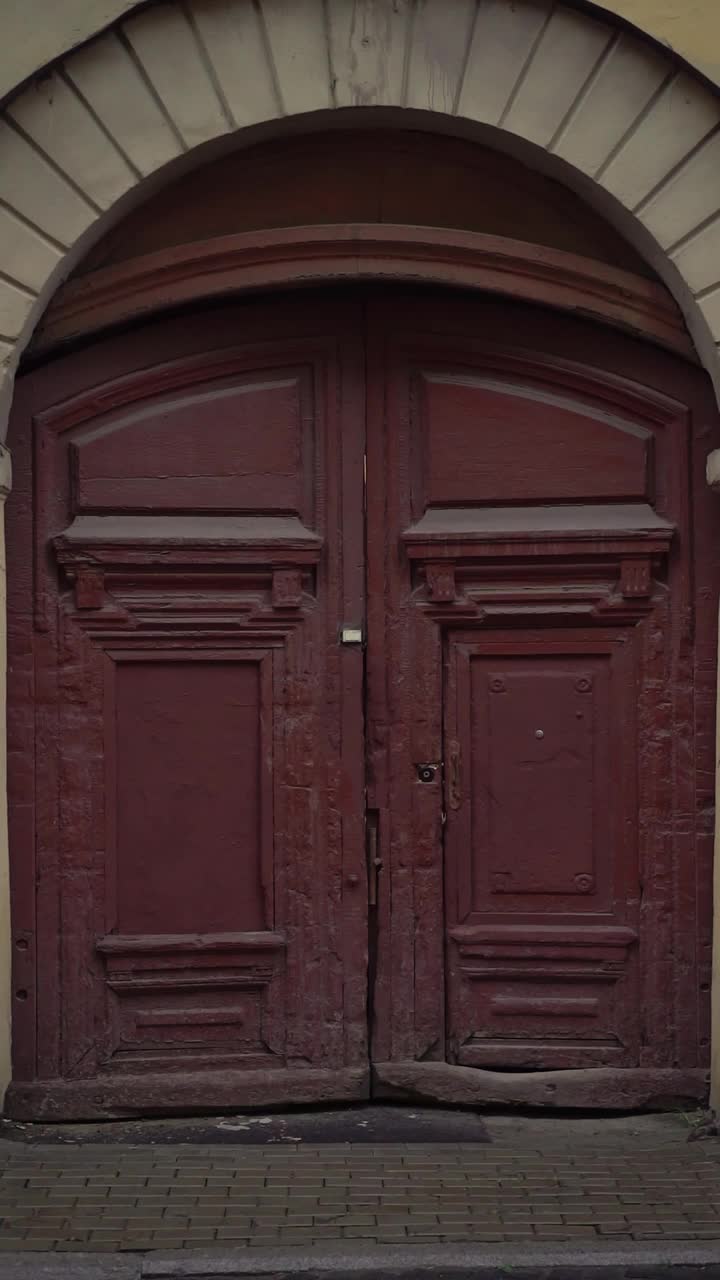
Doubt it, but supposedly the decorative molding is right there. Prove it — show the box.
[425,562,457,604]
[405,503,674,625]
[54,518,321,637]
[96,931,285,956]
[451,923,639,1070]
[450,924,638,952]
[35,226,693,357]
[620,557,652,598]
[55,515,322,568]
[408,506,674,631]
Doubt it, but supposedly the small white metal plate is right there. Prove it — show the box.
[341,628,363,645]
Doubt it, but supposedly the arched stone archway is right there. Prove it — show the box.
[3,0,720,1106]
[4,2,720,107]
[2,0,720,425]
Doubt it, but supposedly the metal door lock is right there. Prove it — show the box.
[416,763,440,783]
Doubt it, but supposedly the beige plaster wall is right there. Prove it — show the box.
[596,1,720,86]
[0,451,12,1100]
[1,1,719,104]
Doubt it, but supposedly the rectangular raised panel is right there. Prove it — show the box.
[74,374,311,516]
[458,973,624,1071]
[490,997,600,1017]
[469,654,609,907]
[113,988,272,1062]
[452,925,636,1070]
[445,628,640,1070]
[98,931,285,1066]
[417,373,649,510]
[110,653,270,936]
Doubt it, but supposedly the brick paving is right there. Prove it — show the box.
[1,1118,719,1252]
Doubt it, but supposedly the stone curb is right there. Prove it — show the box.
[141,1240,720,1277]
[4,1243,720,1279]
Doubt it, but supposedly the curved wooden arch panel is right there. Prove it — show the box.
[73,132,656,280]
[0,0,720,418]
[37,226,692,358]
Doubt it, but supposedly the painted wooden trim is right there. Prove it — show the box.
[36,225,693,357]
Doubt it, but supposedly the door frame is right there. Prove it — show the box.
[7,240,716,1114]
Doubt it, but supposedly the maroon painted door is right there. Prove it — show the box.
[364,296,716,1106]
[6,291,717,1117]
[7,298,369,1117]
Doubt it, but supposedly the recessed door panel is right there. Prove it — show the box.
[74,373,312,515]
[417,372,650,510]
[462,649,612,915]
[443,629,639,1070]
[111,653,269,936]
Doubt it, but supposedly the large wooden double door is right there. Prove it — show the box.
[6,291,717,1117]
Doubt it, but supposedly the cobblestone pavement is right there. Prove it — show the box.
[1,1115,719,1252]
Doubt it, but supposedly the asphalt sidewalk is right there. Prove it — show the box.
[0,1111,719,1272]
